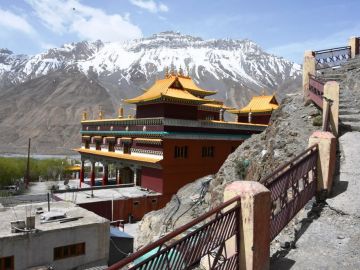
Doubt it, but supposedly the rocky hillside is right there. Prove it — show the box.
[0,70,114,154]
[0,32,301,154]
[136,93,321,249]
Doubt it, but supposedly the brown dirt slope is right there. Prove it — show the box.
[0,70,115,154]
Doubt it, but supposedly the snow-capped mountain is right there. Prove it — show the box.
[1,31,300,105]
[0,31,301,154]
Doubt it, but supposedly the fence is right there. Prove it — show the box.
[262,145,319,240]
[308,74,325,109]
[313,46,351,70]
[108,195,241,270]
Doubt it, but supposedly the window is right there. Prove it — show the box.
[174,146,188,158]
[202,146,215,157]
[54,243,85,260]
[0,256,14,270]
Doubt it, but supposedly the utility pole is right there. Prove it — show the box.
[25,138,31,189]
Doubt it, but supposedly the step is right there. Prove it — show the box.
[342,122,360,132]
[340,115,360,123]
[339,109,360,115]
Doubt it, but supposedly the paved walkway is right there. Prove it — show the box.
[271,131,360,270]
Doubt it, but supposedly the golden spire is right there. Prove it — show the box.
[178,65,184,76]
[164,66,169,78]
[118,106,124,118]
[170,63,175,76]
[98,106,104,120]
[186,65,190,78]
[82,110,88,121]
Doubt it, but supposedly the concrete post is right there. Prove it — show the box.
[80,160,85,187]
[349,37,359,58]
[323,81,340,137]
[309,131,337,196]
[303,51,316,100]
[90,161,96,186]
[224,181,271,270]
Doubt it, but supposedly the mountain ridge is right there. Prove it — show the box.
[0,31,302,154]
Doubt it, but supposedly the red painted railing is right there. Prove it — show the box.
[262,144,318,240]
[107,196,241,270]
[308,74,325,109]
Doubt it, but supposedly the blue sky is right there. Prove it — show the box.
[0,0,359,63]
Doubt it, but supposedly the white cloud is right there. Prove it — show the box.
[268,26,360,64]
[26,0,142,42]
[0,8,36,36]
[130,0,169,13]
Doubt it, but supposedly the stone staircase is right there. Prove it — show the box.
[318,57,360,132]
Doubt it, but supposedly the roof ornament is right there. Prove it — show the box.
[170,62,176,76]
[178,65,184,76]
[82,110,88,121]
[98,105,104,120]
[186,65,191,78]
[164,66,169,78]
[118,106,124,118]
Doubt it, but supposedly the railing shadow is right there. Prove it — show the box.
[270,201,326,267]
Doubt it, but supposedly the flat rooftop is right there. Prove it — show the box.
[0,201,107,239]
[54,186,161,204]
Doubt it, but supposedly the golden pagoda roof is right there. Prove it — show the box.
[228,95,279,114]
[125,75,216,104]
[177,76,217,96]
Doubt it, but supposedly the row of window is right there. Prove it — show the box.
[174,146,188,158]
[202,146,215,157]
[174,146,219,158]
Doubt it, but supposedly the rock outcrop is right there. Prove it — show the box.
[136,93,320,248]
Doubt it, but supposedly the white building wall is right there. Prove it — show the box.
[0,221,109,270]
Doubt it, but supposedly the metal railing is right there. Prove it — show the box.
[107,196,241,270]
[262,144,319,240]
[313,46,351,70]
[308,74,325,109]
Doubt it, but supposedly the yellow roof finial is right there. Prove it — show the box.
[118,106,124,118]
[98,105,104,120]
[82,110,88,121]
[186,65,190,78]
[178,65,183,76]
[170,62,175,76]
